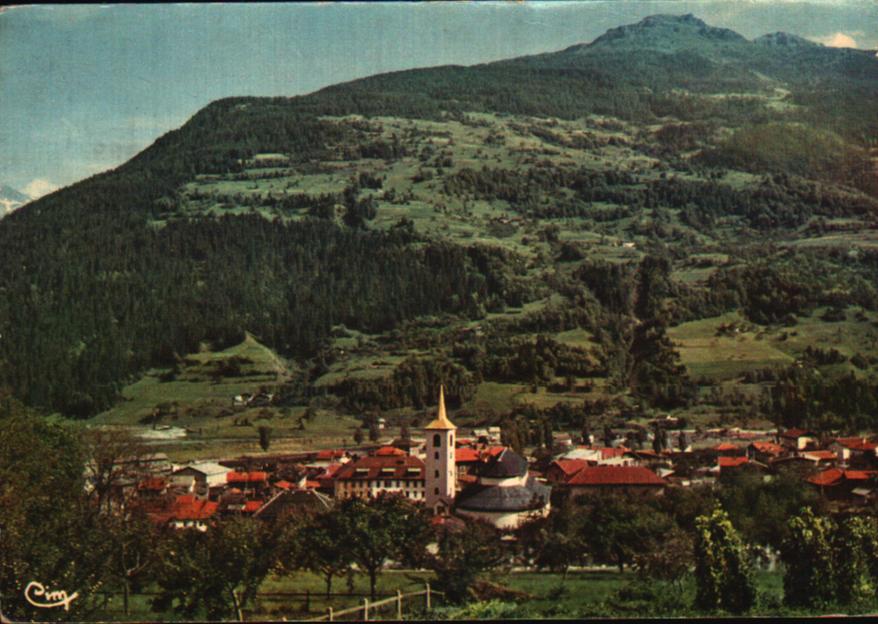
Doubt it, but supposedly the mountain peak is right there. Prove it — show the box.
[586,12,747,52]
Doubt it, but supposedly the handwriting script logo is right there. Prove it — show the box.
[24,581,79,612]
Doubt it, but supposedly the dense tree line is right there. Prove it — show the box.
[0,216,525,416]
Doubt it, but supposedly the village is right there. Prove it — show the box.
[112,387,878,535]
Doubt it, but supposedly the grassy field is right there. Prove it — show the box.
[668,312,795,381]
[92,567,878,621]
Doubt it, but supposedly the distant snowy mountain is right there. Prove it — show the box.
[0,184,31,217]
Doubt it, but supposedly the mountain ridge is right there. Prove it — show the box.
[1,13,877,424]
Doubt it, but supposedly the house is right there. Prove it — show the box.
[714,456,768,477]
[165,494,219,531]
[807,468,878,501]
[711,442,743,457]
[454,448,551,530]
[310,449,349,468]
[564,465,666,499]
[747,441,785,463]
[801,450,838,467]
[830,437,878,466]
[171,461,229,497]
[226,471,269,496]
[545,458,589,485]
[217,490,264,516]
[253,489,333,522]
[779,428,817,451]
[333,451,426,501]
[560,446,634,466]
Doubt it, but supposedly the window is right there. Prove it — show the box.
[434,451,439,460]
[434,487,439,495]
[434,470,439,478]
[384,480,391,487]
[433,433,441,447]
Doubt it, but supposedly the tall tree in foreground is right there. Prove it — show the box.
[335,493,430,600]
[427,520,505,603]
[153,517,280,621]
[780,507,836,609]
[693,507,755,614]
[283,509,352,598]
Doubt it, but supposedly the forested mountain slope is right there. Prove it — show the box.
[1,14,877,442]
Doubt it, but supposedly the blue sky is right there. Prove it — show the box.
[1,1,876,197]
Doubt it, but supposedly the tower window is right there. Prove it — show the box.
[434,470,439,478]
[434,451,439,460]
[434,487,439,495]
[433,433,441,447]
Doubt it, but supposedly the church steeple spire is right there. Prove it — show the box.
[425,384,455,430]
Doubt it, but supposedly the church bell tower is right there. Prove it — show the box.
[425,385,456,513]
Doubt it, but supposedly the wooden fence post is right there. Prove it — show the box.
[425,582,431,610]
[396,589,403,619]
[363,597,370,621]
[326,606,333,622]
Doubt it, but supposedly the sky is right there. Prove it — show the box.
[1,1,876,197]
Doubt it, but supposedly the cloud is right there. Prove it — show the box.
[815,32,858,48]
[23,178,59,199]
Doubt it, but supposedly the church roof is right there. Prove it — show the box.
[476,448,528,479]
[455,475,550,513]
[425,385,455,430]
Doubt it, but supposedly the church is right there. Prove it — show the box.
[424,386,551,529]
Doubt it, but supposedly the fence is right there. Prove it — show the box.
[306,583,444,621]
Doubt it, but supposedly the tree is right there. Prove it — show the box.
[833,515,877,605]
[335,494,430,600]
[517,499,586,579]
[83,428,151,514]
[258,425,272,452]
[105,508,162,616]
[353,427,364,445]
[428,520,505,603]
[0,405,114,621]
[577,494,673,573]
[153,517,280,621]
[285,510,353,597]
[368,421,380,442]
[780,507,836,608]
[693,507,755,614]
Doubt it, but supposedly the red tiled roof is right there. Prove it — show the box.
[227,471,269,483]
[712,442,740,452]
[375,446,406,457]
[243,500,264,513]
[600,447,629,460]
[750,441,784,455]
[138,477,167,491]
[550,459,589,478]
[274,480,294,490]
[170,495,218,521]
[718,456,749,468]
[845,470,876,481]
[803,450,837,461]
[334,454,425,481]
[456,447,480,462]
[834,437,877,452]
[807,468,877,487]
[305,480,321,489]
[567,466,665,487]
[316,449,346,460]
